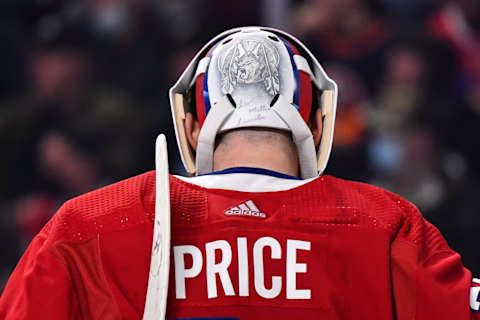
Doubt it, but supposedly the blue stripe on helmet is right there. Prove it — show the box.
[202,42,221,116]
[202,64,212,115]
[279,37,300,110]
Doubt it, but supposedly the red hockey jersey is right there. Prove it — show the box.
[0,170,478,319]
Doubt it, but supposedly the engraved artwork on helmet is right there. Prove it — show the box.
[217,38,280,96]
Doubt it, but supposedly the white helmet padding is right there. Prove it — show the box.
[195,95,235,175]
[169,26,338,178]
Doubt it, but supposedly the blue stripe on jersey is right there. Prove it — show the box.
[204,167,301,180]
[175,318,238,320]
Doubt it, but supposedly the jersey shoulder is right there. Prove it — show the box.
[43,171,156,245]
[322,175,421,232]
[325,175,415,208]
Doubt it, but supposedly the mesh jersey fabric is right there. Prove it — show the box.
[0,170,475,320]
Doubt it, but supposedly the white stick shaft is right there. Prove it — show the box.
[143,134,171,320]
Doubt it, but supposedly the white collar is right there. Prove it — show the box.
[174,173,318,192]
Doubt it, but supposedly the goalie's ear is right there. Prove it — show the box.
[309,108,324,148]
[185,112,201,151]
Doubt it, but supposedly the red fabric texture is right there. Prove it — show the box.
[0,171,477,319]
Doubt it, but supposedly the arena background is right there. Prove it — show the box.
[1,0,479,292]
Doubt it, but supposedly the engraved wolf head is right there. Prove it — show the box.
[218,38,280,96]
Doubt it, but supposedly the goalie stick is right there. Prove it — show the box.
[143,134,171,320]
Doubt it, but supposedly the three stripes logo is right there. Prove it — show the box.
[224,200,266,218]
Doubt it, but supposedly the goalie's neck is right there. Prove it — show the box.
[212,132,300,178]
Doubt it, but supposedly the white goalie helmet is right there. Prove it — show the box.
[169,26,338,179]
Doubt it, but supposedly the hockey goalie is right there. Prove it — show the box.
[1,27,479,320]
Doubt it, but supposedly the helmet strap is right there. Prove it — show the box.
[196,96,235,175]
[271,95,318,179]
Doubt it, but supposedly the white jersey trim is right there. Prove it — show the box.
[174,173,318,192]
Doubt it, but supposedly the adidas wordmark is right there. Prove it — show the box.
[224,200,266,218]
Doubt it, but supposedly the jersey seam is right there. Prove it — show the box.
[96,233,123,318]
[47,241,82,318]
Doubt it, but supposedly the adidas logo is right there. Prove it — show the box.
[224,200,266,218]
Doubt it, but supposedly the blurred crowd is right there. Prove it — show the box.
[1,0,480,292]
